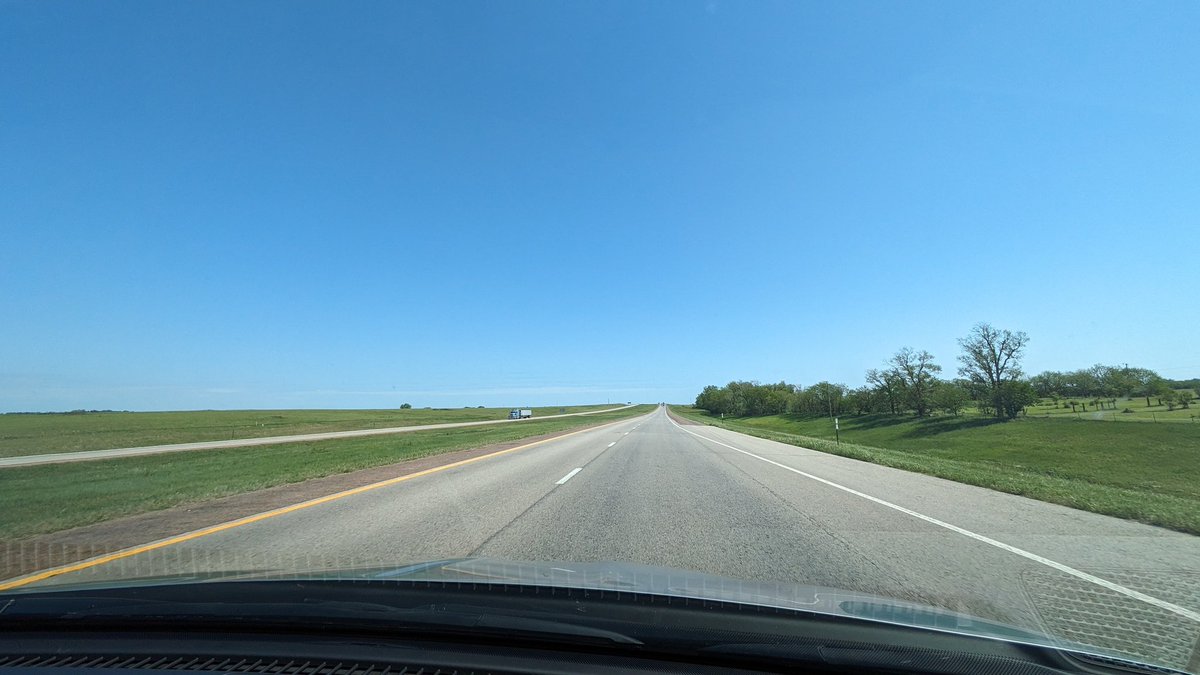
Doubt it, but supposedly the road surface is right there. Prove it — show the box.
[0,404,638,469]
[10,407,1200,669]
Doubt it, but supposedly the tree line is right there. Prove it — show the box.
[1029,367,1193,409]
[694,322,1192,420]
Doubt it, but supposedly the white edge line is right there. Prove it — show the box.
[669,419,1200,624]
[555,468,583,485]
[607,442,616,447]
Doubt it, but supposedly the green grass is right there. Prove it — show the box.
[0,404,624,458]
[671,406,1200,534]
[1023,393,1198,423]
[0,405,655,540]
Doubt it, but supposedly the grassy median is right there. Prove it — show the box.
[671,407,1200,535]
[0,404,623,458]
[1,405,654,540]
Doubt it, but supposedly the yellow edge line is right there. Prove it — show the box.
[0,415,637,592]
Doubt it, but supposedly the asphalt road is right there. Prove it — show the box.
[16,407,1200,669]
[0,404,638,469]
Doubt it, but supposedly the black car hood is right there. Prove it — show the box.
[359,558,1046,641]
[7,557,1166,670]
[11,557,1050,645]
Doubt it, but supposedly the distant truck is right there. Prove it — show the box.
[509,408,533,420]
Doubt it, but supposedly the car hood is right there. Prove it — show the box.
[14,557,1053,646]
[359,558,1048,641]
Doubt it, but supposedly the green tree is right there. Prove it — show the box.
[695,385,728,414]
[995,381,1038,418]
[1122,367,1161,405]
[847,386,876,415]
[808,381,848,419]
[888,347,941,417]
[399,403,412,409]
[957,322,1029,418]
[1063,369,1098,398]
[1163,389,1179,411]
[931,381,970,416]
[695,381,799,417]
[865,368,905,415]
[1030,370,1067,400]
[1149,378,1173,406]
[1180,390,1194,409]
[1103,366,1139,399]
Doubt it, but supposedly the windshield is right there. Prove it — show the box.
[2,2,1198,673]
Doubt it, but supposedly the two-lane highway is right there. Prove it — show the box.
[15,406,1200,669]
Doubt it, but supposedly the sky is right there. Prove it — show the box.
[2,1,1198,412]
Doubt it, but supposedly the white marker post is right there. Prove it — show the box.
[834,417,840,446]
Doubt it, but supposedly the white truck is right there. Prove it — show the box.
[509,408,533,420]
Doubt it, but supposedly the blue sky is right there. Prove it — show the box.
[3,1,1198,411]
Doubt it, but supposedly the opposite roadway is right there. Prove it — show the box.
[16,407,1200,669]
[0,404,637,469]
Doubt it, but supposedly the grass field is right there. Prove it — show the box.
[1023,393,1198,423]
[1,405,655,540]
[0,404,624,458]
[671,406,1200,534]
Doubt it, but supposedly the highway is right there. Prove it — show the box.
[0,404,638,469]
[14,407,1200,669]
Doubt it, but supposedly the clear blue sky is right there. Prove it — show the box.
[3,1,1198,412]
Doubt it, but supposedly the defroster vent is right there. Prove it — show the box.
[0,656,466,675]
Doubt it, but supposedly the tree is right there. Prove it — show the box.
[400,403,412,409]
[1098,365,1139,399]
[1179,390,1195,409]
[808,381,848,419]
[1030,370,1067,400]
[995,381,1038,418]
[695,385,724,414]
[888,347,941,417]
[1034,364,1162,403]
[695,381,799,417]
[1149,378,1172,407]
[957,322,1029,418]
[1130,370,1163,406]
[866,368,905,415]
[847,386,876,415]
[1062,369,1098,398]
[931,381,970,416]
[1163,389,1179,411]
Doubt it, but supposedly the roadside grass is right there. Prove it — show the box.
[0,405,654,540]
[1022,393,1198,423]
[0,404,623,459]
[670,406,1200,535]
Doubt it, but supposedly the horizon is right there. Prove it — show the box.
[6,363,1198,415]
